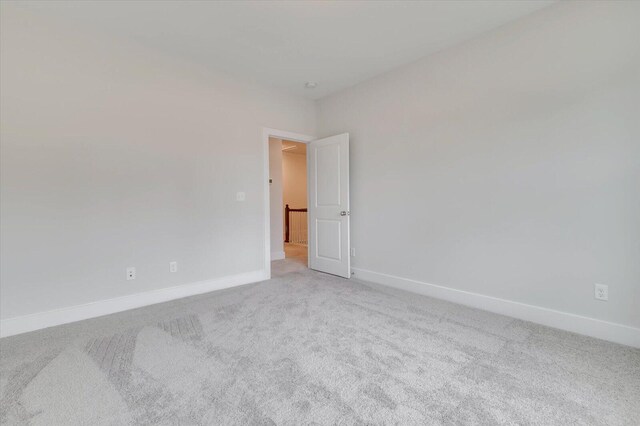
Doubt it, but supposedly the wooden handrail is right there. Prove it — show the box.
[285,204,307,243]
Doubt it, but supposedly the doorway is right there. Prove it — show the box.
[263,128,350,279]
[281,139,308,266]
[265,128,313,277]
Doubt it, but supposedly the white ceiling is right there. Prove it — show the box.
[16,1,555,100]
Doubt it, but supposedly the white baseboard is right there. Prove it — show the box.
[271,251,285,261]
[352,268,640,348]
[0,269,269,338]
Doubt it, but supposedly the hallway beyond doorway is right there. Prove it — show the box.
[271,244,307,278]
[284,243,307,267]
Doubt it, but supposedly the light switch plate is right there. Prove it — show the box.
[236,192,246,201]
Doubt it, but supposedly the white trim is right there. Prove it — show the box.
[262,128,314,280]
[352,267,640,348]
[0,269,268,338]
[271,251,285,261]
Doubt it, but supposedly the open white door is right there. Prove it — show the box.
[308,133,350,278]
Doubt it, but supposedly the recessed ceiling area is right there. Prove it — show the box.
[282,140,306,155]
[14,0,555,100]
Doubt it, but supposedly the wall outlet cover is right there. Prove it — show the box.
[126,267,136,280]
[594,283,608,301]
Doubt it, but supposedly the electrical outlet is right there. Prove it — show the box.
[236,191,246,202]
[594,283,608,301]
[170,261,178,273]
[350,247,356,257]
[126,267,136,280]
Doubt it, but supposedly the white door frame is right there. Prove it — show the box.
[262,128,314,279]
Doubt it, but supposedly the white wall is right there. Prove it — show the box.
[317,1,640,329]
[0,5,315,321]
[269,138,284,258]
[3,1,639,344]
[282,150,307,210]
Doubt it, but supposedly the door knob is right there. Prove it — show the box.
[340,211,349,216]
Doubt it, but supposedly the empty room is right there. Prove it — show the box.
[1,1,638,425]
